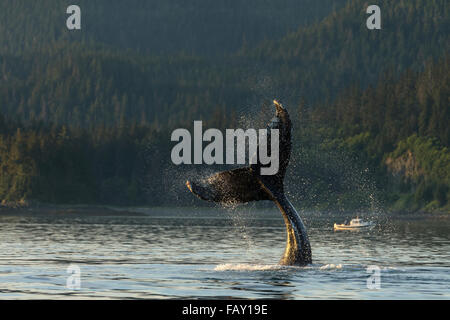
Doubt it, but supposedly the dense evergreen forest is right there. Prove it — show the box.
[0,0,347,55]
[0,0,448,213]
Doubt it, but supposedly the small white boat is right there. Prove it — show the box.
[334,217,374,231]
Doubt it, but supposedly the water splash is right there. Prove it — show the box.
[214,262,400,273]
[214,263,285,271]
[223,203,257,252]
[319,263,343,270]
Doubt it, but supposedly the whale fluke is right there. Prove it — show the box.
[186,168,270,204]
[186,100,312,266]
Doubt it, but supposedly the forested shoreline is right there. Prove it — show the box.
[0,0,448,213]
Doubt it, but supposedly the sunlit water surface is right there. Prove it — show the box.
[0,207,449,299]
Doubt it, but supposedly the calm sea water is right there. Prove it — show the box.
[0,207,449,299]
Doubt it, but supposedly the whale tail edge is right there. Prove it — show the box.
[186,167,272,204]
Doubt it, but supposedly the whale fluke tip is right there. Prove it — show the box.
[273,99,284,109]
[273,100,285,116]
[186,180,193,193]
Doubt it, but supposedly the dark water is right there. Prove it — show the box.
[0,207,449,299]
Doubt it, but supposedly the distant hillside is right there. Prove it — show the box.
[0,0,448,212]
[245,0,449,102]
[0,0,448,128]
[0,56,447,211]
[0,0,346,56]
[285,55,449,213]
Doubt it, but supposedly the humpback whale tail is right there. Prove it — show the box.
[186,100,312,266]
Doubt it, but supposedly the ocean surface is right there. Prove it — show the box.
[0,207,449,299]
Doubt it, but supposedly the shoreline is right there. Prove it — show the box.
[0,203,448,218]
[0,204,145,216]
